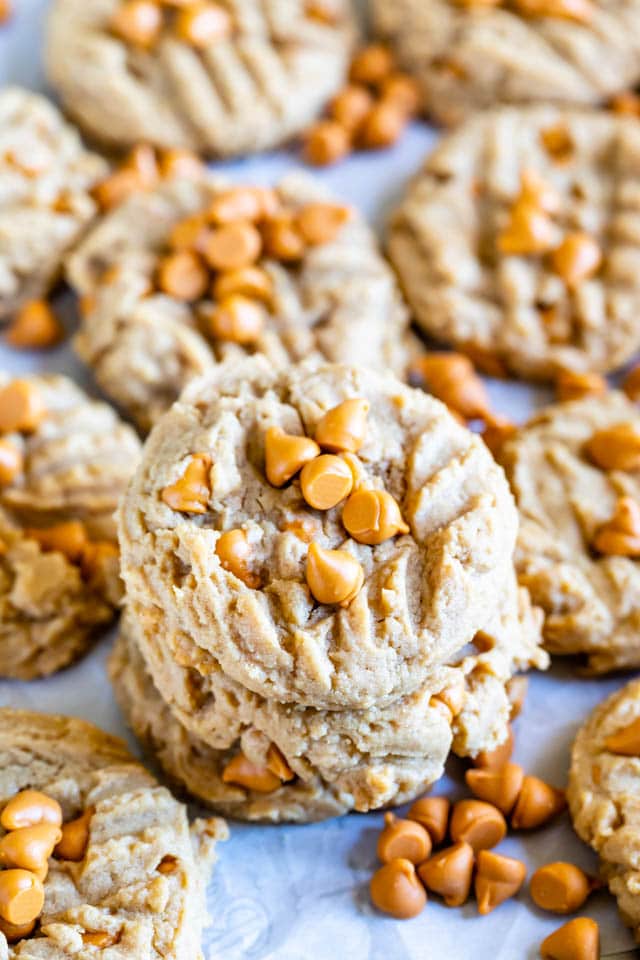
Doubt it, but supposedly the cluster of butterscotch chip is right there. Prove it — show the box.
[303,43,421,166]
[454,0,594,24]
[0,789,94,943]
[110,0,232,52]
[91,142,204,213]
[0,379,118,577]
[4,300,65,351]
[151,187,351,346]
[221,743,295,795]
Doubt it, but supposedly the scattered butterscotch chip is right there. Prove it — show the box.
[266,744,295,782]
[299,454,353,510]
[585,422,640,471]
[25,521,88,564]
[0,823,62,873]
[296,202,350,246]
[158,148,203,180]
[555,369,608,403]
[465,762,524,816]
[551,232,601,288]
[169,213,209,252]
[482,415,517,457]
[342,489,408,545]
[204,221,262,272]
[82,931,120,948]
[315,398,369,453]
[329,84,374,132]
[592,496,640,557]
[6,300,64,349]
[604,716,640,755]
[430,681,465,719]
[208,187,275,225]
[0,917,36,944]
[174,1,231,47]
[264,426,320,488]
[305,542,364,607]
[359,100,408,149]
[91,166,144,212]
[303,120,351,166]
[370,858,427,919]
[161,453,211,513]
[110,0,163,48]
[212,266,273,305]
[0,869,44,927]
[475,849,526,915]
[215,529,259,588]
[1,791,62,832]
[417,842,474,907]
[0,380,46,433]
[261,214,307,261]
[205,294,265,344]
[498,200,556,256]
[380,73,421,115]
[55,807,94,862]
[406,796,450,846]
[449,799,507,852]
[473,725,515,771]
[540,916,599,960]
[540,124,574,163]
[376,812,432,865]
[156,854,179,875]
[514,0,595,23]
[410,353,491,421]
[511,775,566,830]
[623,363,640,402]
[349,44,394,86]
[0,439,23,487]
[221,753,282,793]
[530,862,592,914]
[157,250,209,301]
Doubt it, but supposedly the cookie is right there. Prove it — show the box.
[45,0,356,156]
[0,87,107,322]
[0,708,226,957]
[499,390,640,673]
[372,0,640,126]
[568,680,640,940]
[118,356,523,711]
[0,374,140,679]
[388,107,640,380]
[111,571,545,822]
[67,172,412,432]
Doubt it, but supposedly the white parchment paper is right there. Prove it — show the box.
[0,3,638,957]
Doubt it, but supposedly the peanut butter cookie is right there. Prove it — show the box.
[67,172,412,432]
[569,680,640,940]
[0,374,140,679]
[499,390,640,672]
[388,107,640,380]
[117,356,527,711]
[372,0,640,125]
[0,87,107,321]
[0,708,226,957]
[45,0,356,156]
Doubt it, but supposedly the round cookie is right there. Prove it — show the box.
[111,575,545,822]
[0,87,107,321]
[0,374,140,679]
[388,106,640,380]
[118,356,520,710]
[499,390,640,673]
[68,173,412,432]
[45,0,356,156]
[0,709,226,958]
[371,0,640,126]
[569,680,640,940]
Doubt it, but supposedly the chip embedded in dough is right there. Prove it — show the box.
[0,709,226,958]
[45,0,356,156]
[0,87,107,321]
[372,0,640,125]
[388,107,640,380]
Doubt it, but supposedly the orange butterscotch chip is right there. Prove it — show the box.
[315,398,369,453]
[80,540,119,583]
[610,90,640,117]
[212,266,273,305]
[410,353,491,420]
[54,807,94,862]
[498,200,555,256]
[0,917,36,943]
[380,73,422,115]
[158,148,204,180]
[623,363,640,402]
[1,791,62,832]
[221,753,282,793]
[407,796,450,846]
[551,231,601,288]
[305,542,364,607]
[261,214,307,261]
[161,453,211,514]
[511,775,566,830]
[0,0,11,23]
[0,439,23,486]
[359,101,408,150]
[303,120,351,167]
[540,917,599,960]
[540,124,574,163]
[530,862,592,914]
[604,716,640,755]
[82,932,120,948]
[555,369,607,403]
[514,0,595,23]
[26,521,88,564]
[266,744,295,782]
[0,823,62,873]
[6,300,64,349]
[281,517,321,543]
[204,221,262,272]
[329,84,374,131]
[475,850,527,915]
[168,213,209,252]
[157,250,209,301]
[91,167,144,212]
[465,762,524,816]
[592,496,640,557]
[376,812,432,865]
[296,202,350,246]
[342,489,408,545]
[585,422,640,472]
[482,415,517,458]
[299,454,353,510]
[110,0,163,47]
[473,725,515,771]
[349,44,395,87]
[264,426,320,487]
[0,869,44,926]
[418,841,474,908]
[215,528,260,588]
[156,855,178,875]
[174,1,232,47]
[0,380,46,433]
[449,799,507,852]
[205,295,265,344]
[208,186,278,225]
[370,858,427,919]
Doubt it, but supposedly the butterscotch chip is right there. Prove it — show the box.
[472,725,515,771]
[381,73,421,115]
[0,0,11,23]
[370,858,427,919]
[465,762,524,816]
[556,370,608,403]
[0,440,23,487]
[204,294,266,345]
[25,521,88,564]
[174,2,231,47]
[407,796,450,845]
[303,120,351,166]
[342,488,408,544]
[0,869,44,926]
[511,775,565,830]
[305,542,364,607]
[417,842,474,907]
[623,364,640,402]
[299,454,353,510]
[540,917,599,960]
[110,0,162,47]
[449,799,507,852]
[585,423,640,472]
[264,427,320,488]
[315,398,369,453]
[0,380,45,434]
[204,221,262,272]
[207,187,276,225]
[161,453,211,514]
[1,791,62,831]
[6,300,64,349]
[168,213,209,252]
[349,44,395,86]
[55,807,94,861]
[530,862,592,914]
[376,812,432,865]
[212,266,273,305]
[261,214,307,261]
[158,148,204,180]
[157,250,209,301]
[221,753,282,793]
[551,231,601,288]
[475,850,526,915]
[329,85,374,131]
[359,101,408,149]
[215,528,260,588]
[296,202,350,246]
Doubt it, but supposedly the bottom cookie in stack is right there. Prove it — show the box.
[110,570,546,823]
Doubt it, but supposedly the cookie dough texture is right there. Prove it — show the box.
[111,577,545,822]
[118,358,522,711]
[388,107,640,379]
[0,374,140,679]
[372,0,640,125]
[67,172,412,432]
[46,0,355,156]
[569,680,640,940]
[499,391,640,673]
[0,87,107,321]
[0,709,226,959]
